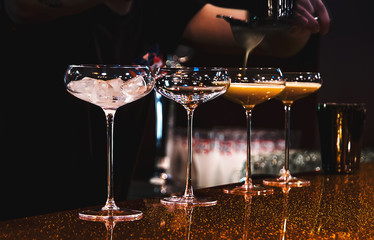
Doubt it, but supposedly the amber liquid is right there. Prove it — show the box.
[225,83,285,110]
[276,82,321,105]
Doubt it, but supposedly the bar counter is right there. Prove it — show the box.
[2,162,374,239]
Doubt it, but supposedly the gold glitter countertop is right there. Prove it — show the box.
[2,162,374,239]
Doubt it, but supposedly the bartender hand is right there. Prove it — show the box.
[295,0,330,35]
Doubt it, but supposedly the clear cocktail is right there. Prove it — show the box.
[156,67,230,206]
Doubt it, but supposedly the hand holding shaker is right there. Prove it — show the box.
[318,103,366,174]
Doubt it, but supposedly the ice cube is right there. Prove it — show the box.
[67,77,96,94]
[107,78,124,90]
[91,80,112,103]
[67,77,114,104]
[67,77,99,103]
[106,78,125,98]
[121,75,147,97]
[68,76,148,108]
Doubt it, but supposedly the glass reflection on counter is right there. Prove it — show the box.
[165,128,322,189]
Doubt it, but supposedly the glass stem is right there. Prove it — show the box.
[283,104,292,176]
[184,108,195,199]
[280,191,289,240]
[185,207,193,240]
[244,109,253,189]
[102,110,119,211]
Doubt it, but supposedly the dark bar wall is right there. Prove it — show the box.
[0,0,373,223]
[191,0,374,148]
[317,0,374,147]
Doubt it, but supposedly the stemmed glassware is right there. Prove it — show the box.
[155,67,230,206]
[223,67,285,195]
[263,72,322,187]
[65,64,155,220]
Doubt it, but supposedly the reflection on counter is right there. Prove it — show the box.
[162,128,310,188]
[4,163,374,239]
[151,125,374,194]
[152,128,374,190]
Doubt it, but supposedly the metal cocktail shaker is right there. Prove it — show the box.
[217,0,296,33]
[318,103,366,174]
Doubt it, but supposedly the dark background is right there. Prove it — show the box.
[187,0,374,149]
[1,0,373,221]
[317,0,374,147]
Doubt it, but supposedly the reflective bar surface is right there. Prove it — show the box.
[1,162,374,239]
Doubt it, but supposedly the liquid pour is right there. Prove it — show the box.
[243,34,264,69]
[231,25,265,68]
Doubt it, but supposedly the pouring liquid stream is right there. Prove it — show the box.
[243,34,264,68]
[231,26,265,68]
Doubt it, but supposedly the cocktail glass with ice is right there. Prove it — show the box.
[65,64,155,221]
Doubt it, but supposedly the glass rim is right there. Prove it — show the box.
[68,64,151,69]
[283,71,320,75]
[157,66,228,71]
[225,67,284,83]
[282,72,321,79]
[226,67,283,76]
[157,66,282,72]
[282,71,322,83]
[318,102,366,107]
[226,67,281,71]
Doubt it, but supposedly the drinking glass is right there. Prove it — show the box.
[65,64,155,220]
[155,67,230,206]
[263,72,322,187]
[223,68,285,195]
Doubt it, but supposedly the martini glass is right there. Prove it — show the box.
[223,67,285,195]
[65,64,155,221]
[263,72,322,187]
[155,67,230,206]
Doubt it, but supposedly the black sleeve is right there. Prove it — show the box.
[0,0,13,27]
[153,0,207,55]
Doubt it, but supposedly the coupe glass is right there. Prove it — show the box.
[155,67,230,206]
[65,64,155,220]
[223,68,285,195]
[263,72,322,187]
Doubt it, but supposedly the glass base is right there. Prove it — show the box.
[79,208,143,221]
[160,195,217,207]
[223,184,274,196]
[263,177,311,187]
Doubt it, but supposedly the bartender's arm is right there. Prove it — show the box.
[183,0,330,58]
[5,0,330,58]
